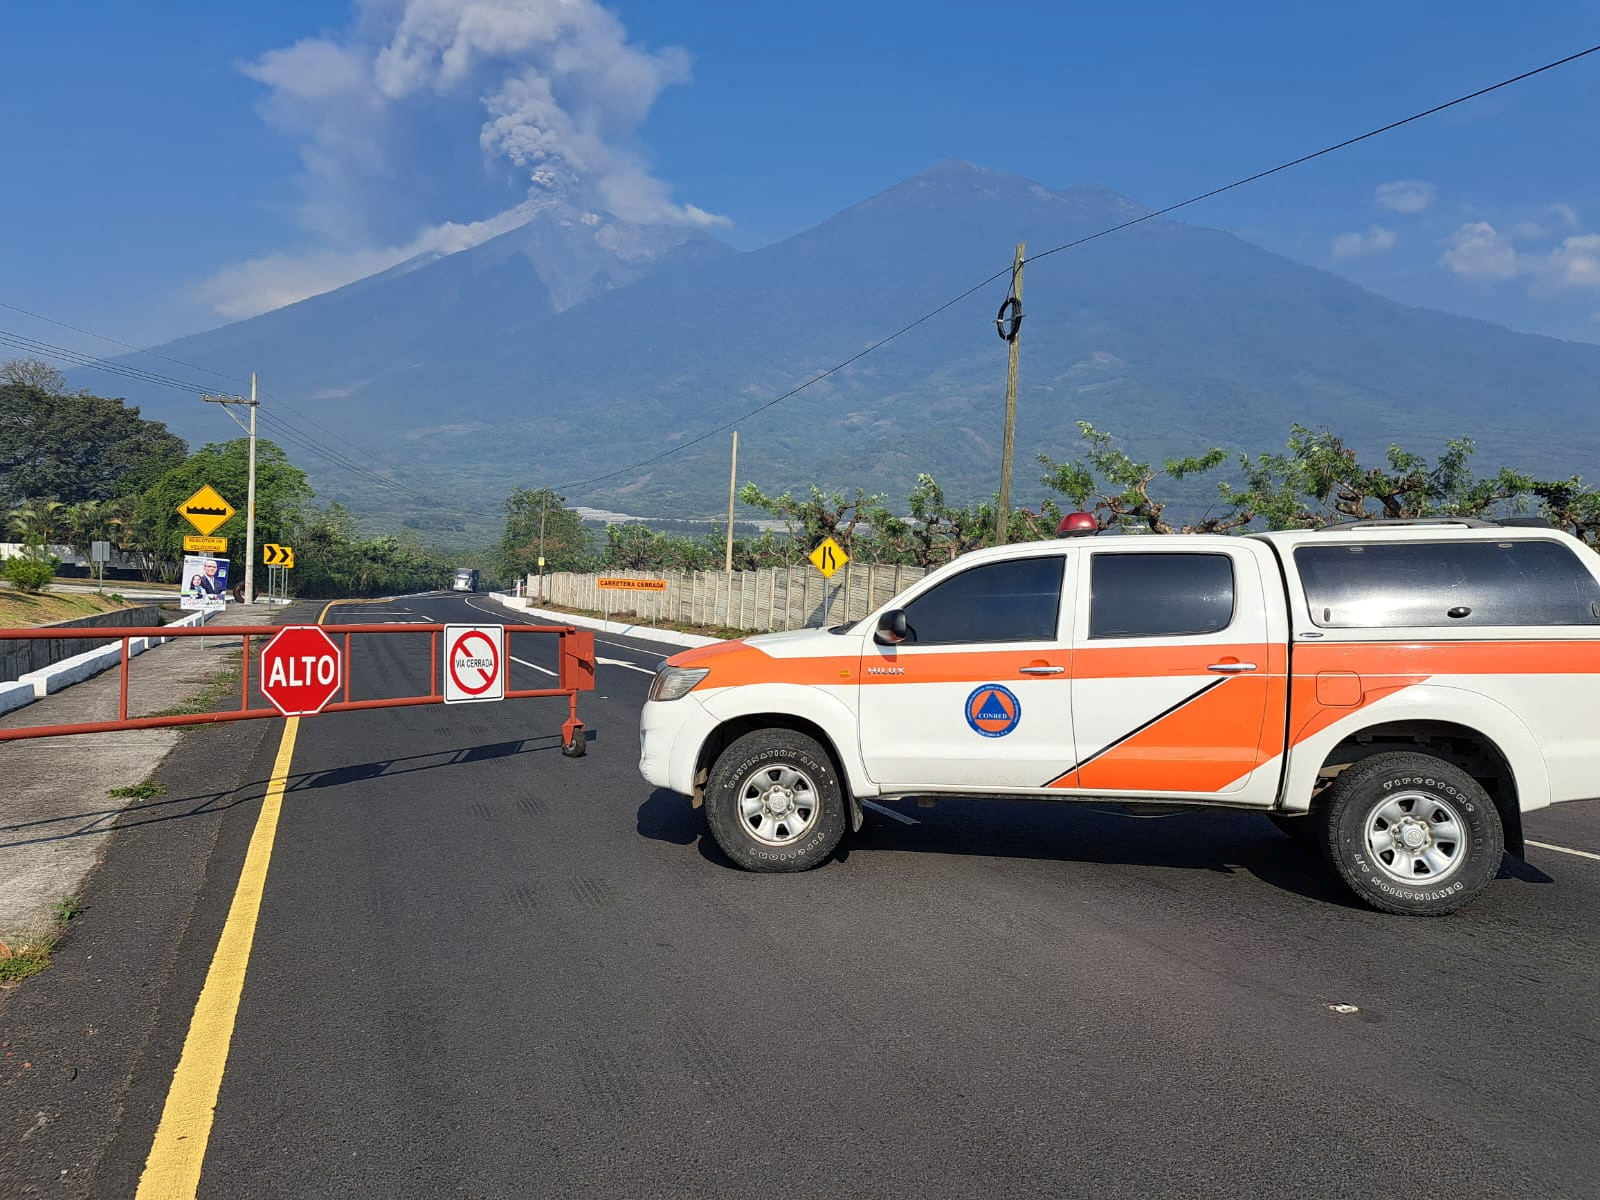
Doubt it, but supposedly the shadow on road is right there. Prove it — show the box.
[633,790,1559,909]
[0,736,574,849]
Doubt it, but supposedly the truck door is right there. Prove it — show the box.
[1065,543,1283,801]
[857,553,1078,791]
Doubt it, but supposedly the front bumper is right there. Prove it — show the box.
[639,693,718,797]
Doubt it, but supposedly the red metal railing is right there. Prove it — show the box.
[0,623,596,753]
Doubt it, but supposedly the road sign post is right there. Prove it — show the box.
[258,625,343,716]
[808,537,849,625]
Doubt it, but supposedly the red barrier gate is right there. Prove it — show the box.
[0,623,597,755]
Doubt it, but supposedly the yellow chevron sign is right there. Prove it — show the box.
[263,543,295,569]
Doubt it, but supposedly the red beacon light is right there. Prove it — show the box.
[1056,512,1099,537]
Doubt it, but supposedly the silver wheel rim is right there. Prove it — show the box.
[736,761,821,846]
[1364,789,1469,886]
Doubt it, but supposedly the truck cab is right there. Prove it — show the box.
[640,519,1600,915]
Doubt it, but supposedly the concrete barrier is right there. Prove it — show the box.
[0,680,34,715]
[20,643,124,698]
[5,608,215,704]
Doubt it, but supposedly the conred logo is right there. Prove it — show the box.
[965,684,1022,738]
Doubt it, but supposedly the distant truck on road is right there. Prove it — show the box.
[640,516,1600,915]
[451,568,479,593]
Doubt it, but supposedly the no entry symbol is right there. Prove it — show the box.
[444,624,505,704]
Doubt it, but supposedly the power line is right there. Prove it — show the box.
[0,300,250,390]
[554,40,1600,492]
[0,323,482,517]
[1024,41,1600,268]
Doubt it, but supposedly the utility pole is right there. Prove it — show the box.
[537,488,549,604]
[724,431,738,574]
[202,371,258,602]
[995,242,1026,545]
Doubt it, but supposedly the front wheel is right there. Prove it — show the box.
[704,730,847,872]
[1320,752,1503,916]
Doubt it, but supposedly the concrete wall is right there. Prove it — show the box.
[0,605,164,684]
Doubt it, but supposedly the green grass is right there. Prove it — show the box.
[106,780,166,800]
[149,662,245,718]
[0,896,84,986]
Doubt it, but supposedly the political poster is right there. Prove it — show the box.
[180,554,231,612]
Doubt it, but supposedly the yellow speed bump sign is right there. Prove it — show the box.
[808,537,848,579]
[176,485,235,536]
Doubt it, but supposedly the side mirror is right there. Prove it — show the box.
[874,609,909,645]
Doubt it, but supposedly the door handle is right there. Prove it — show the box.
[1018,665,1066,675]
[1207,662,1257,673]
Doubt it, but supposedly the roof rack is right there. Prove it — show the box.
[1314,516,1554,532]
[1315,517,1498,532]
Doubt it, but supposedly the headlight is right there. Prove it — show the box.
[648,665,709,702]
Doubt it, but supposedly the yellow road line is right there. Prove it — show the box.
[137,602,343,1199]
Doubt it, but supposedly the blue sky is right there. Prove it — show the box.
[4,0,1600,352]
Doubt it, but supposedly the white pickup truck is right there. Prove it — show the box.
[639,518,1600,915]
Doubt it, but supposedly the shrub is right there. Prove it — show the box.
[3,553,58,593]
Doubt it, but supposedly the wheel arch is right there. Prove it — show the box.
[693,712,864,832]
[1315,719,1526,859]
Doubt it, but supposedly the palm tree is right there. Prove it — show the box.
[8,500,66,553]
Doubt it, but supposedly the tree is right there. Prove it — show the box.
[134,440,311,578]
[1220,427,1536,529]
[1532,477,1600,547]
[498,488,595,580]
[0,357,67,392]
[0,380,187,509]
[1038,422,1241,534]
[736,483,880,556]
[863,474,999,566]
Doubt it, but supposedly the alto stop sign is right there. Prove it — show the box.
[259,625,343,716]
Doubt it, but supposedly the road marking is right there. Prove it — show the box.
[137,599,356,1198]
[1527,839,1600,862]
[136,720,299,1197]
[511,654,556,677]
[861,799,919,826]
[598,655,655,675]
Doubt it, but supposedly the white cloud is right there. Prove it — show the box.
[1440,222,1518,280]
[1440,222,1600,293]
[1375,179,1435,214]
[1548,233,1600,290]
[1331,226,1397,259]
[204,0,726,318]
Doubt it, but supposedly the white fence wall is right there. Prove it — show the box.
[528,562,930,633]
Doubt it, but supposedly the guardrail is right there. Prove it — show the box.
[0,623,596,754]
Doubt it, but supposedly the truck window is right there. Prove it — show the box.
[1294,539,1600,628]
[1088,553,1235,639]
[900,556,1064,644]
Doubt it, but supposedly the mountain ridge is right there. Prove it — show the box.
[101,162,1600,529]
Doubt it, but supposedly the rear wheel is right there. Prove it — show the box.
[704,730,847,872]
[1320,751,1502,916]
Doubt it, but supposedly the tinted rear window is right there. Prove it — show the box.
[1089,553,1236,639]
[1294,539,1600,628]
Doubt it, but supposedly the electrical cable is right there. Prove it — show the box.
[554,40,1600,491]
[0,323,482,517]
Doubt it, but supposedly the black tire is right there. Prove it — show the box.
[1319,751,1503,916]
[704,730,847,872]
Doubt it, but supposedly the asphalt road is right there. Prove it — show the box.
[6,591,1599,1198]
